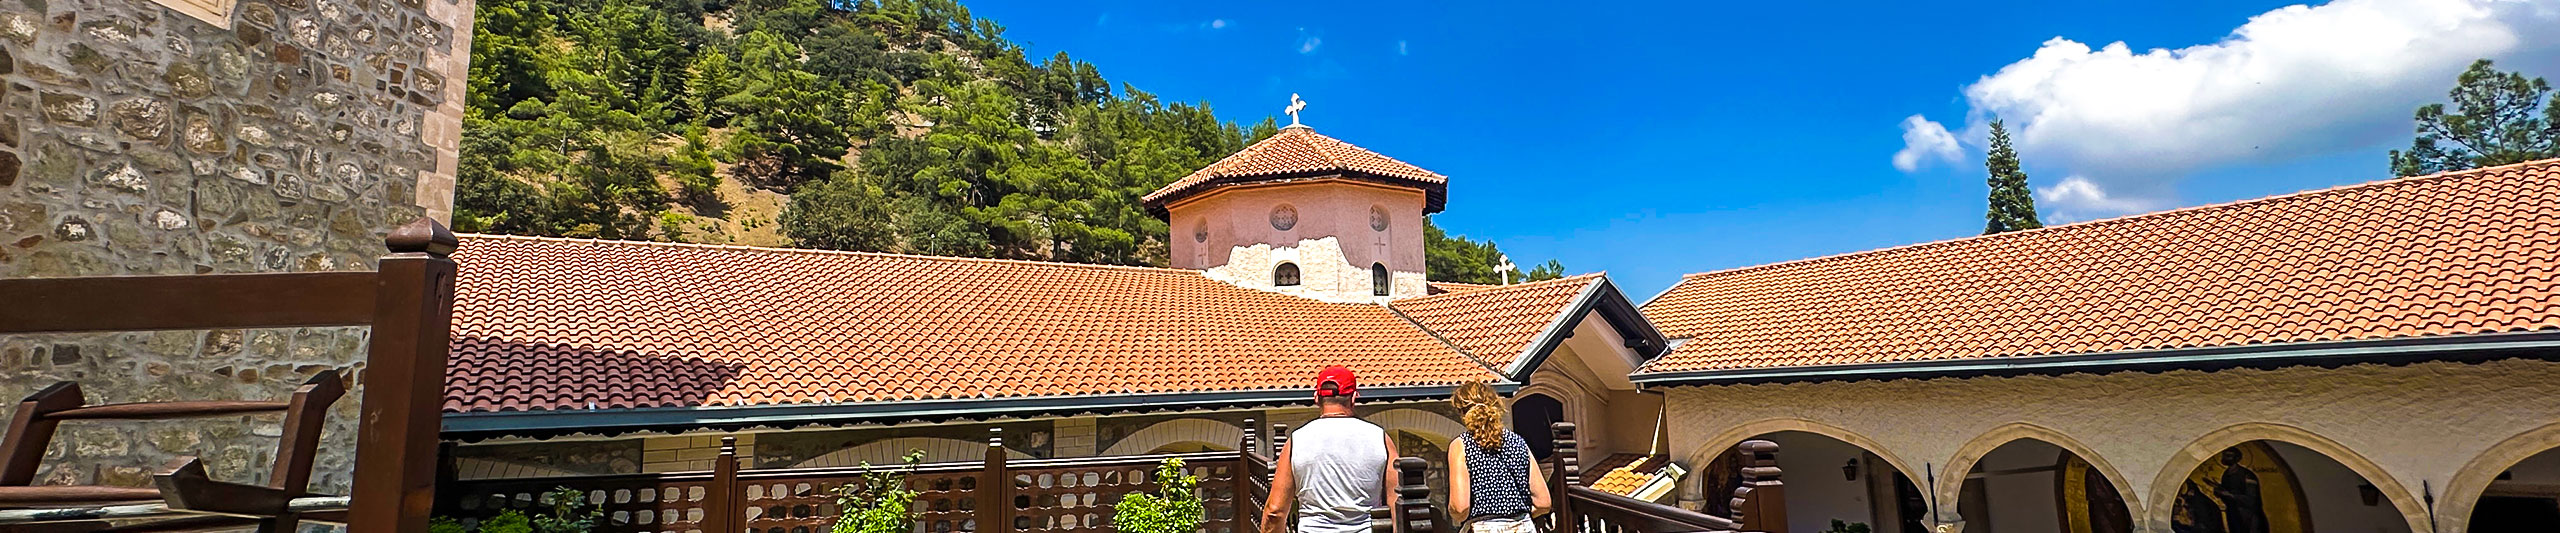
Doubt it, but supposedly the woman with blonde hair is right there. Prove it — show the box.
[1446,380,1549,533]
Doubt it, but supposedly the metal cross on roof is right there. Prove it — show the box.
[1285,93,1307,127]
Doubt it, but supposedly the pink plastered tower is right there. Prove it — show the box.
[1143,124,1449,302]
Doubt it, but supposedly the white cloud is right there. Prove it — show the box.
[1397,40,1409,55]
[2036,176,2159,223]
[1892,115,1963,172]
[1921,0,2560,220]
[1300,36,1322,54]
[1209,19,1227,29]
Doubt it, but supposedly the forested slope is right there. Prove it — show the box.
[456,0,1562,281]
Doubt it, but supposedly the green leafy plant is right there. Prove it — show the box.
[532,486,602,533]
[1113,457,1205,533]
[477,511,534,533]
[831,450,927,533]
[1821,519,1871,533]
[430,516,474,533]
[430,487,598,533]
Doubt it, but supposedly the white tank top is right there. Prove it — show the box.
[1289,417,1388,533]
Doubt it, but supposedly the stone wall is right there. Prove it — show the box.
[0,0,470,503]
[1202,236,1427,303]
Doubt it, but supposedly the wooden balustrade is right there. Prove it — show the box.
[441,424,1295,533]
[0,217,459,532]
[1544,423,1786,533]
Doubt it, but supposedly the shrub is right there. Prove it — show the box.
[531,487,601,533]
[1113,457,1204,533]
[430,487,598,533]
[831,450,927,533]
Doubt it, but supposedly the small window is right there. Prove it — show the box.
[1372,263,1390,296]
[1274,262,1301,286]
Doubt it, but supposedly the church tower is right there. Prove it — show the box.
[1143,101,1445,302]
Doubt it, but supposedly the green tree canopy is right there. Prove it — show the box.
[1425,220,1566,285]
[2390,59,2560,177]
[456,0,1567,278]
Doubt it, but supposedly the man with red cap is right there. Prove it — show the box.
[1262,366,1403,533]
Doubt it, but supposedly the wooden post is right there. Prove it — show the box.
[979,428,1010,533]
[258,372,346,533]
[1393,457,1433,533]
[1550,422,1579,533]
[0,382,83,486]
[708,436,739,533]
[1237,418,1258,532]
[347,218,459,533]
[1732,440,1785,533]
[1241,418,1261,458]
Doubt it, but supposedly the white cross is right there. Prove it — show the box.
[1496,254,1517,285]
[1285,94,1306,127]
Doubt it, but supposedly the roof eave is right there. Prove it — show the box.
[1628,330,2560,386]
[1144,170,1448,219]
[441,383,1516,439]
[1501,276,1672,380]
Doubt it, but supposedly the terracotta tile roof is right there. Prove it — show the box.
[445,236,1598,414]
[1143,126,1449,214]
[1391,275,1604,371]
[1639,159,2560,374]
[1581,453,1670,495]
[1428,282,1498,294]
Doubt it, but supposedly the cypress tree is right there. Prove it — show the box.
[1983,119,2043,234]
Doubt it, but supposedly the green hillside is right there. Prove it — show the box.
[455,0,1562,281]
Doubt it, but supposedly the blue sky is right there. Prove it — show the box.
[970,0,2560,299]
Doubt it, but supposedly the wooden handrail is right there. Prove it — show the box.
[0,271,381,334]
[0,486,166,505]
[1564,486,1738,531]
[46,401,292,420]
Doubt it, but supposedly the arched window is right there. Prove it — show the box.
[1274,262,1301,286]
[1372,263,1390,296]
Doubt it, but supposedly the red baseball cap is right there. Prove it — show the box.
[1315,366,1358,397]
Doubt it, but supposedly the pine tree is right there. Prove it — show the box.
[2389,59,2560,177]
[1982,119,2043,234]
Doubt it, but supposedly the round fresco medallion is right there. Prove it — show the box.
[1192,221,1208,243]
[1270,204,1298,231]
[1370,206,1390,231]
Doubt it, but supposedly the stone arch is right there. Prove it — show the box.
[2142,422,2429,533]
[1102,419,1242,457]
[1935,422,2146,523]
[2439,421,2560,533]
[1516,370,1593,444]
[788,437,1030,469]
[1683,418,1925,497]
[1371,408,1467,444]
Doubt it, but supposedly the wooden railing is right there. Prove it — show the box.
[439,418,1477,533]
[1546,423,1786,533]
[443,422,1293,533]
[0,217,460,532]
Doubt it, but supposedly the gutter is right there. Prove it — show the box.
[1629,330,2560,386]
[442,383,1516,438]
